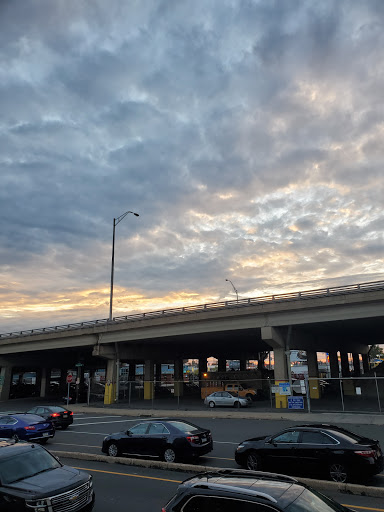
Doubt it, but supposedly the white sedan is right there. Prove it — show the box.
[204,391,249,408]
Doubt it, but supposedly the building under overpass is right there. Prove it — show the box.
[0,280,383,407]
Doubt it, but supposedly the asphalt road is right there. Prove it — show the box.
[60,457,384,512]
[47,412,384,487]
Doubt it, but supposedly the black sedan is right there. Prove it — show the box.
[235,423,383,483]
[102,419,212,463]
[26,405,73,429]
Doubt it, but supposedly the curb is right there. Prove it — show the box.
[52,450,384,499]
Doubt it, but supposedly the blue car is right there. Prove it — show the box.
[0,413,55,443]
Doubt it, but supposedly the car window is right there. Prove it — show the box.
[273,431,300,443]
[129,423,149,435]
[301,432,338,445]
[28,408,37,414]
[182,495,277,511]
[167,421,199,433]
[36,407,45,415]
[286,488,348,512]
[0,447,61,485]
[148,423,169,435]
[223,392,232,398]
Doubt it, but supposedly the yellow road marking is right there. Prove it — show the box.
[74,466,182,483]
[343,506,384,511]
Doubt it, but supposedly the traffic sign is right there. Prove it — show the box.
[75,363,84,367]
[66,374,73,384]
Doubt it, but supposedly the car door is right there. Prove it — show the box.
[296,430,338,475]
[119,422,149,455]
[220,392,233,406]
[0,416,14,437]
[263,430,301,472]
[144,422,170,456]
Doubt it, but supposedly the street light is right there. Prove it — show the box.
[225,278,239,302]
[109,210,139,321]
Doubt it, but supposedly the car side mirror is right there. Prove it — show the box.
[126,430,132,436]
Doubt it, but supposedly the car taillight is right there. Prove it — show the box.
[355,449,376,457]
[186,435,200,444]
[50,413,61,417]
[70,412,73,416]
[24,426,36,430]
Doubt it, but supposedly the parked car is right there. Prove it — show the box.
[102,419,212,462]
[0,413,55,443]
[235,423,383,483]
[204,391,249,408]
[161,468,353,511]
[26,405,74,429]
[0,438,94,511]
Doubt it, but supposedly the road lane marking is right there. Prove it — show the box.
[53,443,101,448]
[345,506,384,511]
[74,416,122,420]
[70,417,167,426]
[205,456,233,461]
[214,441,239,445]
[73,466,182,483]
[61,431,107,435]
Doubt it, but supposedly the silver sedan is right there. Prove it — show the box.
[204,391,249,408]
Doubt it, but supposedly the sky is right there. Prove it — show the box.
[1,0,383,334]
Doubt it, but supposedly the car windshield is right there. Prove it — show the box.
[48,407,65,412]
[167,421,199,433]
[0,447,61,484]
[286,488,348,512]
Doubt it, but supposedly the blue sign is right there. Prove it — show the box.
[288,396,304,410]
[278,382,291,395]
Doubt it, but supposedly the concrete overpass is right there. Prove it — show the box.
[0,280,383,405]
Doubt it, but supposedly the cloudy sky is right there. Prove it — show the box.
[1,0,383,334]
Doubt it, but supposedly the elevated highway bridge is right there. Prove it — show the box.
[1,280,383,406]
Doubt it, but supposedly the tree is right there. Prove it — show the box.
[369,345,384,360]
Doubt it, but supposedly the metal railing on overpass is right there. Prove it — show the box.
[1,280,383,340]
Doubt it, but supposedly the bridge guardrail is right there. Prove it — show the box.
[1,279,383,340]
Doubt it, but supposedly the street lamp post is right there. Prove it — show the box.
[109,210,139,321]
[225,278,239,302]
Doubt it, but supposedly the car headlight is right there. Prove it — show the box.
[236,444,245,450]
[88,477,93,488]
[26,499,48,511]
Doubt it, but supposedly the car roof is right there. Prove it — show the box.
[181,470,304,505]
[1,413,42,421]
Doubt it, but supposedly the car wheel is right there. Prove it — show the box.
[234,400,241,408]
[246,451,262,471]
[108,442,120,457]
[12,434,19,442]
[163,447,177,463]
[329,462,349,483]
[209,401,215,408]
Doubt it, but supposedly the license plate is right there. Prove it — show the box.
[43,433,49,437]
[201,437,207,443]
[63,414,68,418]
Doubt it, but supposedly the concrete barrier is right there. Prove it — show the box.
[52,450,384,498]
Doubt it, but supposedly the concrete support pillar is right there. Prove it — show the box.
[0,365,12,401]
[362,353,369,374]
[307,350,320,399]
[199,356,208,380]
[128,362,136,382]
[217,358,226,372]
[40,368,48,398]
[104,359,116,405]
[144,359,154,400]
[240,359,247,371]
[340,352,350,377]
[273,348,289,381]
[329,351,339,378]
[352,353,361,376]
[155,363,162,383]
[174,359,184,397]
